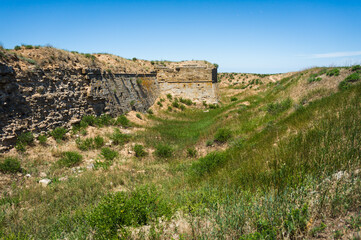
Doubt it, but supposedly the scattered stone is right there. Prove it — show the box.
[39,178,51,187]
[86,163,94,170]
[39,172,47,178]
[25,174,31,178]
[59,176,68,181]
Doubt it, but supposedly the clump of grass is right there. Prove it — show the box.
[50,127,67,141]
[179,98,193,106]
[76,136,104,151]
[172,101,180,108]
[155,144,173,158]
[115,115,130,128]
[100,147,118,161]
[308,73,322,83]
[86,186,172,239]
[187,147,197,158]
[0,157,22,173]
[214,128,232,143]
[266,98,292,115]
[14,45,21,50]
[206,140,213,147]
[136,113,142,119]
[37,134,47,145]
[111,129,131,145]
[326,68,340,76]
[189,151,226,177]
[167,106,172,112]
[351,65,361,72]
[94,136,105,148]
[147,109,154,115]
[134,144,147,157]
[166,94,172,100]
[180,104,186,111]
[157,101,163,107]
[15,132,34,152]
[58,151,82,167]
[339,73,360,90]
[230,97,238,101]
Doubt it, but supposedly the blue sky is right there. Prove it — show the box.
[1,0,361,73]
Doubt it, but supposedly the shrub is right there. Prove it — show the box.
[344,72,360,82]
[58,151,82,167]
[24,45,33,49]
[157,101,163,107]
[15,142,26,152]
[206,140,213,147]
[95,114,112,127]
[308,75,322,83]
[326,68,340,76]
[166,94,172,100]
[115,115,130,127]
[76,137,96,151]
[189,151,226,177]
[179,98,193,106]
[134,144,147,157]
[231,97,238,101]
[0,157,22,173]
[187,147,197,158]
[111,129,131,145]
[214,128,232,143]
[86,186,172,239]
[50,127,67,141]
[266,98,292,115]
[208,104,218,109]
[167,106,172,112]
[130,100,135,106]
[155,144,173,158]
[132,57,137,61]
[351,65,361,72]
[180,104,186,111]
[14,45,21,50]
[17,132,34,145]
[94,136,105,149]
[81,115,96,126]
[172,101,180,108]
[101,147,118,161]
[38,134,47,145]
[147,109,153,115]
[136,113,142,119]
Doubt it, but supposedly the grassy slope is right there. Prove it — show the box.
[0,67,361,239]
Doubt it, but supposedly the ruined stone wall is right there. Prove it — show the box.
[0,63,158,150]
[156,65,218,103]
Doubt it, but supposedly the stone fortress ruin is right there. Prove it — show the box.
[0,57,217,150]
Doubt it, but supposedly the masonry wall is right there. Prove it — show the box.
[0,63,158,150]
[157,66,218,103]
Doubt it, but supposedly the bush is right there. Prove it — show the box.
[180,104,186,111]
[81,115,96,126]
[15,142,26,152]
[167,106,172,112]
[115,115,130,127]
[136,113,142,119]
[111,129,131,145]
[24,45,33,49]
[94,136,105,149]
[344,72,360,82]
[155,144,173,158]
[0,157,22,173]
[187,147,197,158]
[179,98,193,106]
[17,132,34,145]
[38,134,47,145]
[101,147,118,161]
[58,151,82,167]
[134,144,147,157]
[147,109,153,115]
[14,45,21,50]
[172,101,180,108]
[267,98,292,115]
[214,128,232,143]
[189,151,226,177]
[231,97,238,101]
[157,101,163,107]
[351,65,361,72]
[50,127,67,141]
[338,80,351,90]
[166,94,172,100]
[95,114,112,127]
[86,186,172,239]
[326,68,340,76]
[206,140,213,147]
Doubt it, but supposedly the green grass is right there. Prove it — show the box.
[100,147,118,161]
[50,127,67,141]
[0,157,22,173]
[57,151,83,167]
[133,144,147,157]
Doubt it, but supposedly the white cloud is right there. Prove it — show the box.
[305,51,361,59]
